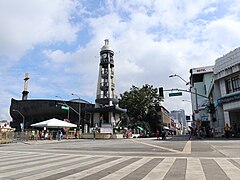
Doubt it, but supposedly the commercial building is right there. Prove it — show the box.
[189,66,214,128]
[170,109,186,127]
[10,98,94,131]
[169,109,186,134]
[209,47,240,136]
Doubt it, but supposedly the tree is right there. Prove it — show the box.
[119,84,163,131]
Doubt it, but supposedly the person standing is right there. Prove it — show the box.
[58,130,62,141]
[224,124,231,139]
[189,126,194,140]
[156,129,160,140]
[162,129,166,140]
[92,128,96,140]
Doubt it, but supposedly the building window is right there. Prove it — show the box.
[225,75,240,94]
[226,79,232,94]
[231,75,240,92]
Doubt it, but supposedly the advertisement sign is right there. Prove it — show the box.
[191,66,214,74]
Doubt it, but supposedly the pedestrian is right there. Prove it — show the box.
[189,126,194,140]
[224,124,231,139]
[39,130,42,140]
[156,129,160,140]
[93,128,96,140]
[162,129,166,140]
[58,130,62,141]
[31,130,35,140]
[75,131,78,139]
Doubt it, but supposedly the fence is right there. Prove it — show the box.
[0,132,14,144]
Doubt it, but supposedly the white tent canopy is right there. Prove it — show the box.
[30,118,77,128]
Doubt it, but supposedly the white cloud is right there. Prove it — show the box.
[2,0,240,121]
[0,0,80,60]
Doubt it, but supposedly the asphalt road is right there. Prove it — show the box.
[0,135,240,179]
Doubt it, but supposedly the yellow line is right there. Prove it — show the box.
[182,140,191,154]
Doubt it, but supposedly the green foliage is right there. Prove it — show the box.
[119,84,163,131]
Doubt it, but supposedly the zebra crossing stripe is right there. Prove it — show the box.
[142,157,176,180]
[17,156,106,180]
[215,159,240,180]
[100,158,153,180]
[0,156,91,179]
[186,158,206,180]
[59,157,134,180]
[0,153,63,172]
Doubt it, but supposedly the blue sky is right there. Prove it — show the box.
[1,0,240,120]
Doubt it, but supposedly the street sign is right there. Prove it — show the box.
[61,106,69,110]
[169,92,182,97]
[195,120,202,125]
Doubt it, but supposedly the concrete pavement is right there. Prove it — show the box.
[0,136,240,179]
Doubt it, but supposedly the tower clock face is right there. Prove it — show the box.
[102,53,107,59]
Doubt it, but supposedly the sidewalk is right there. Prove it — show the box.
[12,138,82,145]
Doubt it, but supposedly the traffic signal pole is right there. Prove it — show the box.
[161,87,210,139]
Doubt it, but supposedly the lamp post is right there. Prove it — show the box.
[169,74,200,138]
[169,74,190,85]
[55,96,70,120]
[72,93,81,131]
[13,109,25,131]
[169,74,198,110]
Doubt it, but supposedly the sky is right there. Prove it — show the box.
[1,0,240,121]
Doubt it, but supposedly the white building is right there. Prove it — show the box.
[170,109,186,134]
[209,47,240,136]
[189,66,214,128]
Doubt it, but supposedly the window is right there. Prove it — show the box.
[226,79,232,94]
[225,75,240,94]
[231,76,240,92]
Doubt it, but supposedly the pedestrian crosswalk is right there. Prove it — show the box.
[0,150,240,180]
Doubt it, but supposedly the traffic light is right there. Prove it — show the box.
[159,87,164,98]
[208,103,215,114]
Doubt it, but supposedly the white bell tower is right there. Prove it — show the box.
[94,39,118,126]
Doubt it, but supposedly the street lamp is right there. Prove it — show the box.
[13,109,25,131]
[72,93,81,130]
[169,74,198,110]
[169,74,203,138]
[169,74,190,86]
[55,96,70,120]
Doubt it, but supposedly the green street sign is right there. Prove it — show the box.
[169,92,182,97]
[61,106,69,110]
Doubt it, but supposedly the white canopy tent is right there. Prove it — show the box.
[30,118,77,128]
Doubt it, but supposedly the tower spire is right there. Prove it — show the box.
[22,73,29,100]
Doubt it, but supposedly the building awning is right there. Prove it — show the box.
[217,92,240,104]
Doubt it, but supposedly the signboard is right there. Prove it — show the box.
[61,106,69,110]
[169,92,182,97]
[201,116,209,121]
[191,66,214,74]
[100,124,113,133]
[195,120,202,125]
